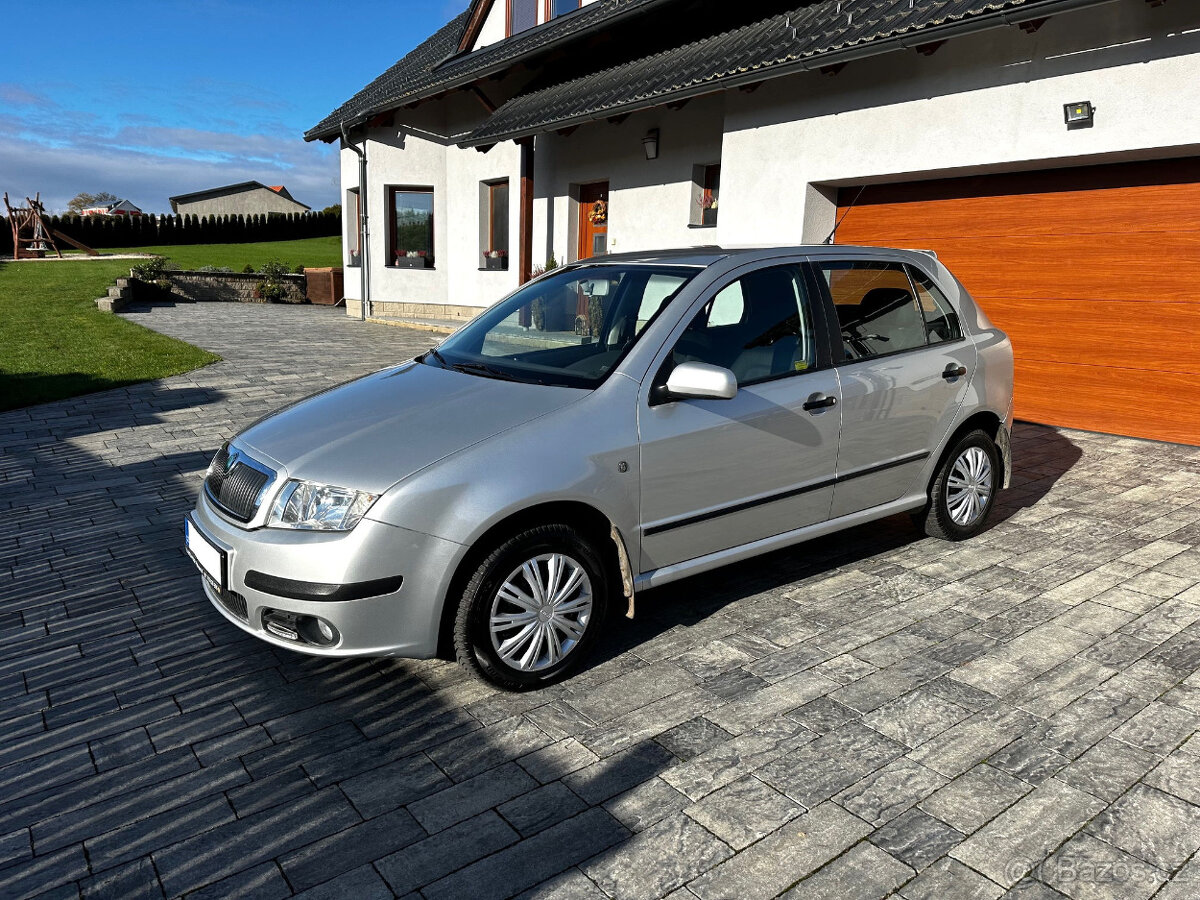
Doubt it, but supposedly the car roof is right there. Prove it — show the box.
[579,245,937,268]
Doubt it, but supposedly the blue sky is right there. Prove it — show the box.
[1,0,470,214]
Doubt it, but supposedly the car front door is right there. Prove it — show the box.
[637,262,841,572]
[809,259,976,519]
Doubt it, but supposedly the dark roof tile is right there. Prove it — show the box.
[463,0,1105,144]
[305,0,672,141]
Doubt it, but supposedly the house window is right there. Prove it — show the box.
[690,164,720,227]
[388,186,434,268]
[345,188,360,266]
[508,0,537,35]
[482,180,510,269]
[548,0,581,18]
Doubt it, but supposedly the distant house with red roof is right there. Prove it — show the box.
[168,181,310,217]
[81,199,142,217]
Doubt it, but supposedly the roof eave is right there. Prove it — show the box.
[460,0,1121,147]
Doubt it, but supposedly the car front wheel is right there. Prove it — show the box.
[922,429,999,541]
[453,524,609,690]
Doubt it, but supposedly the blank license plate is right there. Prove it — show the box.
[185,517,226,590]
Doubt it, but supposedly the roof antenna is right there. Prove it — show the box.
[824,185,865,245]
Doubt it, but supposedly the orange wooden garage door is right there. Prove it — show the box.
[835,159,1200,445]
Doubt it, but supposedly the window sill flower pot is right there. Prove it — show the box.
[483,257,509,271]
[394,256,432,269]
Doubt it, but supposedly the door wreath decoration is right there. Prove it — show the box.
[587,200,607,226]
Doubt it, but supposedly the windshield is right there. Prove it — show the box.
[425,264,696,388]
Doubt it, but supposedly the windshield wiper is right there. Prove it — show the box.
[449,361,523,382]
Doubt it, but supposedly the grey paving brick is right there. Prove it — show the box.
[79,856,163,900]
[514,868,609,900]
[338,751,452,818]
[603,775,691,832]
[290,864,393,900]
[279,807,426,892]
[1086,783,1200,872]
[183,862,292,900]
[1039,832,1166,900]
[835,757,947,826]
[662,716,815,801]
[899,857,1004,899]
[152,787,360,896]
[758,721,907,807]
[499,781,587,836]
[562,740,676,805]
[685,775,804,851]
[862,686,974,748]
[654,716,734,761]
[409,760,538,833]
[1057,738,1158,802]
[374,810,519,895]
[421,808,629,900]
[583,812,732,900]
[870,807,964,871]
[918,764,1031,834]
[87,795,235,872]
[689,802,871,900]
[951,779,1107,888]
[782,841,913,899]
[0,826,30,869]
[1110,701,1197,756]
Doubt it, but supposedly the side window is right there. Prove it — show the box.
[907,265,962,344]
[636,274,688,334]
[671,265,815,385]
[817,261,928,361]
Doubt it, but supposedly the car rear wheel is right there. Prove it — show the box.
[922,429,999,541]
[453,524,609,690]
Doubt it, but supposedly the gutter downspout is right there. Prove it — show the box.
[341,121,370,321]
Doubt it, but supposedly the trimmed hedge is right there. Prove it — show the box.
[28,209,341,251]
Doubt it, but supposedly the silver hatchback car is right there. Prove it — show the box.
[186,246,1013,688]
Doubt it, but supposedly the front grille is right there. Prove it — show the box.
[220,588,249,620]
[205,445,272,522]
[206,443,230,496]
[204,574,249,621]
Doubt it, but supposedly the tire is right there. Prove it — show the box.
[922,429,999,541]
[453,524,609,690]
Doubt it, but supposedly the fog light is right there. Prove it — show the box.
[317,620,335,642]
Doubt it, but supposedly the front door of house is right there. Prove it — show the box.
[578,182,609,260]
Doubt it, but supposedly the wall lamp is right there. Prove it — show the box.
[642,128,660,160]
[1064,101,1095,129]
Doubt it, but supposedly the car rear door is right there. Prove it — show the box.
[807,258,976,519]
[637,261,841,572]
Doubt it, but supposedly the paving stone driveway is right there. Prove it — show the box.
[3,302,1200,899]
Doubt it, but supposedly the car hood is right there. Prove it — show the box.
[237,361,586,495]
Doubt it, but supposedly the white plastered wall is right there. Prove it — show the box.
[533,94,726,267]
[719,0,1200,243]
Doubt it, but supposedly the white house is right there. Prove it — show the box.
[81,199,142,217]
[306,0,1200,445]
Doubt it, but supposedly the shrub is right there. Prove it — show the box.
[196,265,233,273]
[255,258,292,303]
[130,256,168,280]
[241,263,255,274]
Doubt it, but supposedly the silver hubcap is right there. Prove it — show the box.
[489,553,593,672]
[946,446,993,526]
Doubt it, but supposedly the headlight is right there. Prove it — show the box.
[267,480,378,531]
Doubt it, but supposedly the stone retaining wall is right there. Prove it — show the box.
[152,270,307,304]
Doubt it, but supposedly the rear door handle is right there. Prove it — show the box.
[942,364,967,380]
[803,393,837,412]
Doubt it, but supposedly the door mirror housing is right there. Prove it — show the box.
[662,361,738,402]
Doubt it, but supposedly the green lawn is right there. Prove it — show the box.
[0,258,220,412]
[99,236,343,270]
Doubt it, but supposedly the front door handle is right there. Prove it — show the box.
[942,364,967,380]
[803,393,837,412]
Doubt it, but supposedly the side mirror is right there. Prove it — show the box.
[663,361,738,401]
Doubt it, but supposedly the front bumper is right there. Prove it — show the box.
[189,491,464,658]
